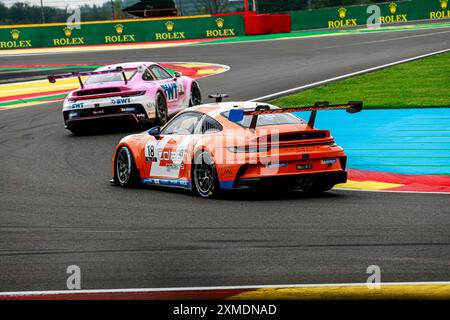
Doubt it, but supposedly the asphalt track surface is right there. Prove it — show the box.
[0,27,449,291]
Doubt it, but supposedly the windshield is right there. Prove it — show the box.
[84,71,137,85]
[222,110,306,128]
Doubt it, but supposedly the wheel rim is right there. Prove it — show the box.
[157,95,167,124]
[116,148,131,185]
[194,153,215,195]
[191,87,201,106]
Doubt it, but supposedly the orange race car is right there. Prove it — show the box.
[111,98,362,198]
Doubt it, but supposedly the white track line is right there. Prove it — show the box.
[319,29,450,49]
[250,48,450,101]
[1,281,450,297]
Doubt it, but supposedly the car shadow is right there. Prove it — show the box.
[65,123,152,137]
[133,183,346,201]
[216,189,346,201]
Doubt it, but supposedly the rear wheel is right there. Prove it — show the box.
[192,150,219,198]
[155,92,168,126]
[115,146,140,187]
[189,82,202,107]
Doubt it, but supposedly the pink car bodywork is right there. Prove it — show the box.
[56,62,201,133]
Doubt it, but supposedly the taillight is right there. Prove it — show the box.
[340,157,347,170]
[121,91,146,97]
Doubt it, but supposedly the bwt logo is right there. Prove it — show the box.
[161,83,178,101]
[71,102,84,109]
[111,98,131,105]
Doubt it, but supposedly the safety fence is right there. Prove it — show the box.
[0,14,245,50]
[290,0,449,30]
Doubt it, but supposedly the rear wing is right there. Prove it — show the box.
[229,101,363,129]
[47,66,138,88]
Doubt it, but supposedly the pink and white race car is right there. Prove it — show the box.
[48,62,202,134]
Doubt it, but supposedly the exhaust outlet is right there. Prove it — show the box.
[298,177,307,187]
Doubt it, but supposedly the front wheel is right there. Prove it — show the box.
[115,146,140,187]
[192,150,219,198]
[189,82,202,107]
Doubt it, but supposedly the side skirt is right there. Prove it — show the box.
[142,178,192,190]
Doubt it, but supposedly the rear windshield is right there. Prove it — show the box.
[222,110,305,128]
[85,71,137,84]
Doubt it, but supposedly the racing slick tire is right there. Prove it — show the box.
[192,150,220,198]
[189,82,202,107]
[115,146,141,187]
[155,92,168,126]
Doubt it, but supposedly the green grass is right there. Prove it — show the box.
[271,52,450,109]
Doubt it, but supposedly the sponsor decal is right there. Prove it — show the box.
[121,106,137,112]
[0,29,32,49]
[429,0,450,19]
[146,136,191,178]
[389,2,397,14]
[105,24,136,44]
[142,178,190,187]
[155,21,186,41]
[221,168,233,176]
[145,144,158,162]
[11,29,20,40]
[70,102,84,109]
[338,7,347,19]
[321,158,337,165]
[267,162,287,169]
[53,27,85,46]
[161,83,178,101]
[380,2,408,24]
[111,97,131,105]
[115,24,124,34]
[205,18,236,38]
[328,7,358,29]
[145,140,186,165]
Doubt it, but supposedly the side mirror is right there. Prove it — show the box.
[148,126,161,138]
[228,109,244,123]
[174,71,182,78]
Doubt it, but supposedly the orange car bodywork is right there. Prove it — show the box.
[112,102,348,190]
